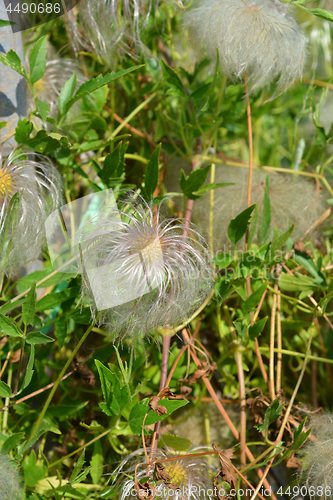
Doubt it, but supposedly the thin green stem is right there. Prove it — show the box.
[111,93,157,139]
[30,318,98,438]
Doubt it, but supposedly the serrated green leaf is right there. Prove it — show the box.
[242,283,267,314]
[22,283,36,327]
[255,397,285,432]
[23,450,47,487]
[144,143,161,199]
[128,398,188,436]
[0,314,23,338]
[95,360,130,416]
[248,317,268,340]
[0,50,27,78]
[58,73,77,115]
[228,205,257,246]
[180,165,212,200]
[15,119,33,144]
[29,36,47,85]
[64,66,142,114]
[26,332,54,345]
[160,59,187,97]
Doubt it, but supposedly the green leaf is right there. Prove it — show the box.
[15,119,33,144]
[190,82,211,101]
[213,253,234,269]
[0,314,23,338]
[160,59,187,97]
[16,270,74,293]
[71,308,92,325]
[70,450,86,482]
[144,143,161,199]
[26,332,54,345]
[255,397,285,432]
[192,182,234,197]
[248,203,259,248]
[29,36,47,85]
[0,50,27,78]
[21,345,35,391]
[294,252,326,286]
[58,73,77,115]
[1,432,24,454]
[160,434,192,451]
[276,419,311,465]
[259,175,271,245]
[95,360,130,416]
[305,7,333,22]
[90,437,103,484]
[128,398,188,436]
[56,317,67,349]
[0,19,15,27]
[36,286,80,311]
[22,283,36,327]
[266,225,294,263]
[37,100,50,122]
[23,450,47,487]
[64,66,142,114]
[0,121,7,130]
[47,402,88,419]
[228,205,257,246]
[180,165,212,200]
[242,283,267,314]
[100,143,121,185]
[278,272,318,292]
[248,317,268,340]
[0,381,12,398]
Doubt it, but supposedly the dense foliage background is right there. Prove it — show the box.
[0,0,333,498]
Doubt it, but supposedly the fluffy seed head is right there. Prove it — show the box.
[78,0,154,65]
[77,193,214,341]
[0,148,63,277]
[189,164,327,251]
[0,453,22,500]
[298,412,333,499]
[113,446,217,499]
[184,0,306,95]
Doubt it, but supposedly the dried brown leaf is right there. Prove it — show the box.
[155,463,171,483]
[213,444,238,493]
[134,480,157,500]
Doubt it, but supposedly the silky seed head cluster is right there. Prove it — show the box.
[79,0,155,65]
[114,446,217,500]
[0,148,62,277]
[0,453,22,500]
[299,413,333,499]
[190,164,327,250]
[184,0,306,96]
[77,193,214,341]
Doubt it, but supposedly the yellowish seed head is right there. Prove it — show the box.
[163,462,187,485]
[33,79,45,94]
[0,169,13,198]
